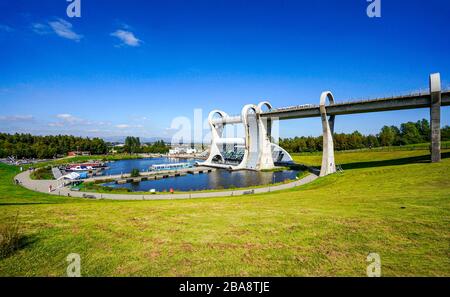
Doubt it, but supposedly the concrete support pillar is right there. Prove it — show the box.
[319,91,336,176]
[240,104,259,170]
[256,101,275,170]
[429,73,441,163]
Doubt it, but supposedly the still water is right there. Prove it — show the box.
[101,158,299,192]
[102,157,198,176]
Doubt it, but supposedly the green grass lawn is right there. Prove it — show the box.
[0,149,449,276]
[292,149,450,167]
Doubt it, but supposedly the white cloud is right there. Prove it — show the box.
[48,122,64,127]
[0,115,34,121]
[97,121,112,126]
[48,18,83,41]
[31,23,50,35]
[32,19,82,42]
[56,113,72,119]
[56,113,81,123]
[49,114,92,127]
[115,123,144,129]
[110,29,142,47]
[0,113,157,138]
[0,24,13,32]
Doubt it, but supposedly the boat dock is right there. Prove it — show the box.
[83,166,217,184]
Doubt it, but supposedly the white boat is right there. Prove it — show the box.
[149,162,193,171]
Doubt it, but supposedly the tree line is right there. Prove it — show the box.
[122,136,169,154]
[279,119,450,153]
[0,133,108,159]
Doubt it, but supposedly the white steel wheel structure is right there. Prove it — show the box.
[200,101,294,171]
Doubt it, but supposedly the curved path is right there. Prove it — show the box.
[15,170,318,201]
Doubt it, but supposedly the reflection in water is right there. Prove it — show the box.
[101,158,300,192]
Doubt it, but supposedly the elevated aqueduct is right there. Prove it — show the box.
[200,73,449,176]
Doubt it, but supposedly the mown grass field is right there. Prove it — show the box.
[0,149,449,276]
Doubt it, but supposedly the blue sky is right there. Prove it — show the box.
[0,0,449,141]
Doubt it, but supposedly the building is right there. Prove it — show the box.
[168,147,197,155]
[67,151,91,157]
[186,148,197,154]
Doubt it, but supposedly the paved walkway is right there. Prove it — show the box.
[15,170,319,201]
[51,167,63,179]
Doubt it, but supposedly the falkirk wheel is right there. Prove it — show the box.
[199,101,294,171]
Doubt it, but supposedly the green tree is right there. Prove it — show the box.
[378,126,395,147]
[365,135,379,148]
[415,119,430,142]
[400,122,423,145]
[0,133,107,158]
[124,136,141,154]
[130,168,140,177]
[348,131,365,149]
[441,125,450,141]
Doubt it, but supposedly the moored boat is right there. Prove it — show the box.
[65,162,107,171]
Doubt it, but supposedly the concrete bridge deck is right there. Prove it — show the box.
[261,91,450,119]
[256,74,447,174]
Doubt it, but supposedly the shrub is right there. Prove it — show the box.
[130,168,140,177]
[30,166,53,180]
[0,212,22,259]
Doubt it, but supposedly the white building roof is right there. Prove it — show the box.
[57,172,81,181]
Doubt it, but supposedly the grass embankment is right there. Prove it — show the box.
[80,181,132,194]
[30,167,53,180]
[291,141,450,159]
[0,149,449,276]
[292,148,449,168]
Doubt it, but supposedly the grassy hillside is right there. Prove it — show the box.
[292,141,450,166]
[0,149,449,276]
[292,149,449,167]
